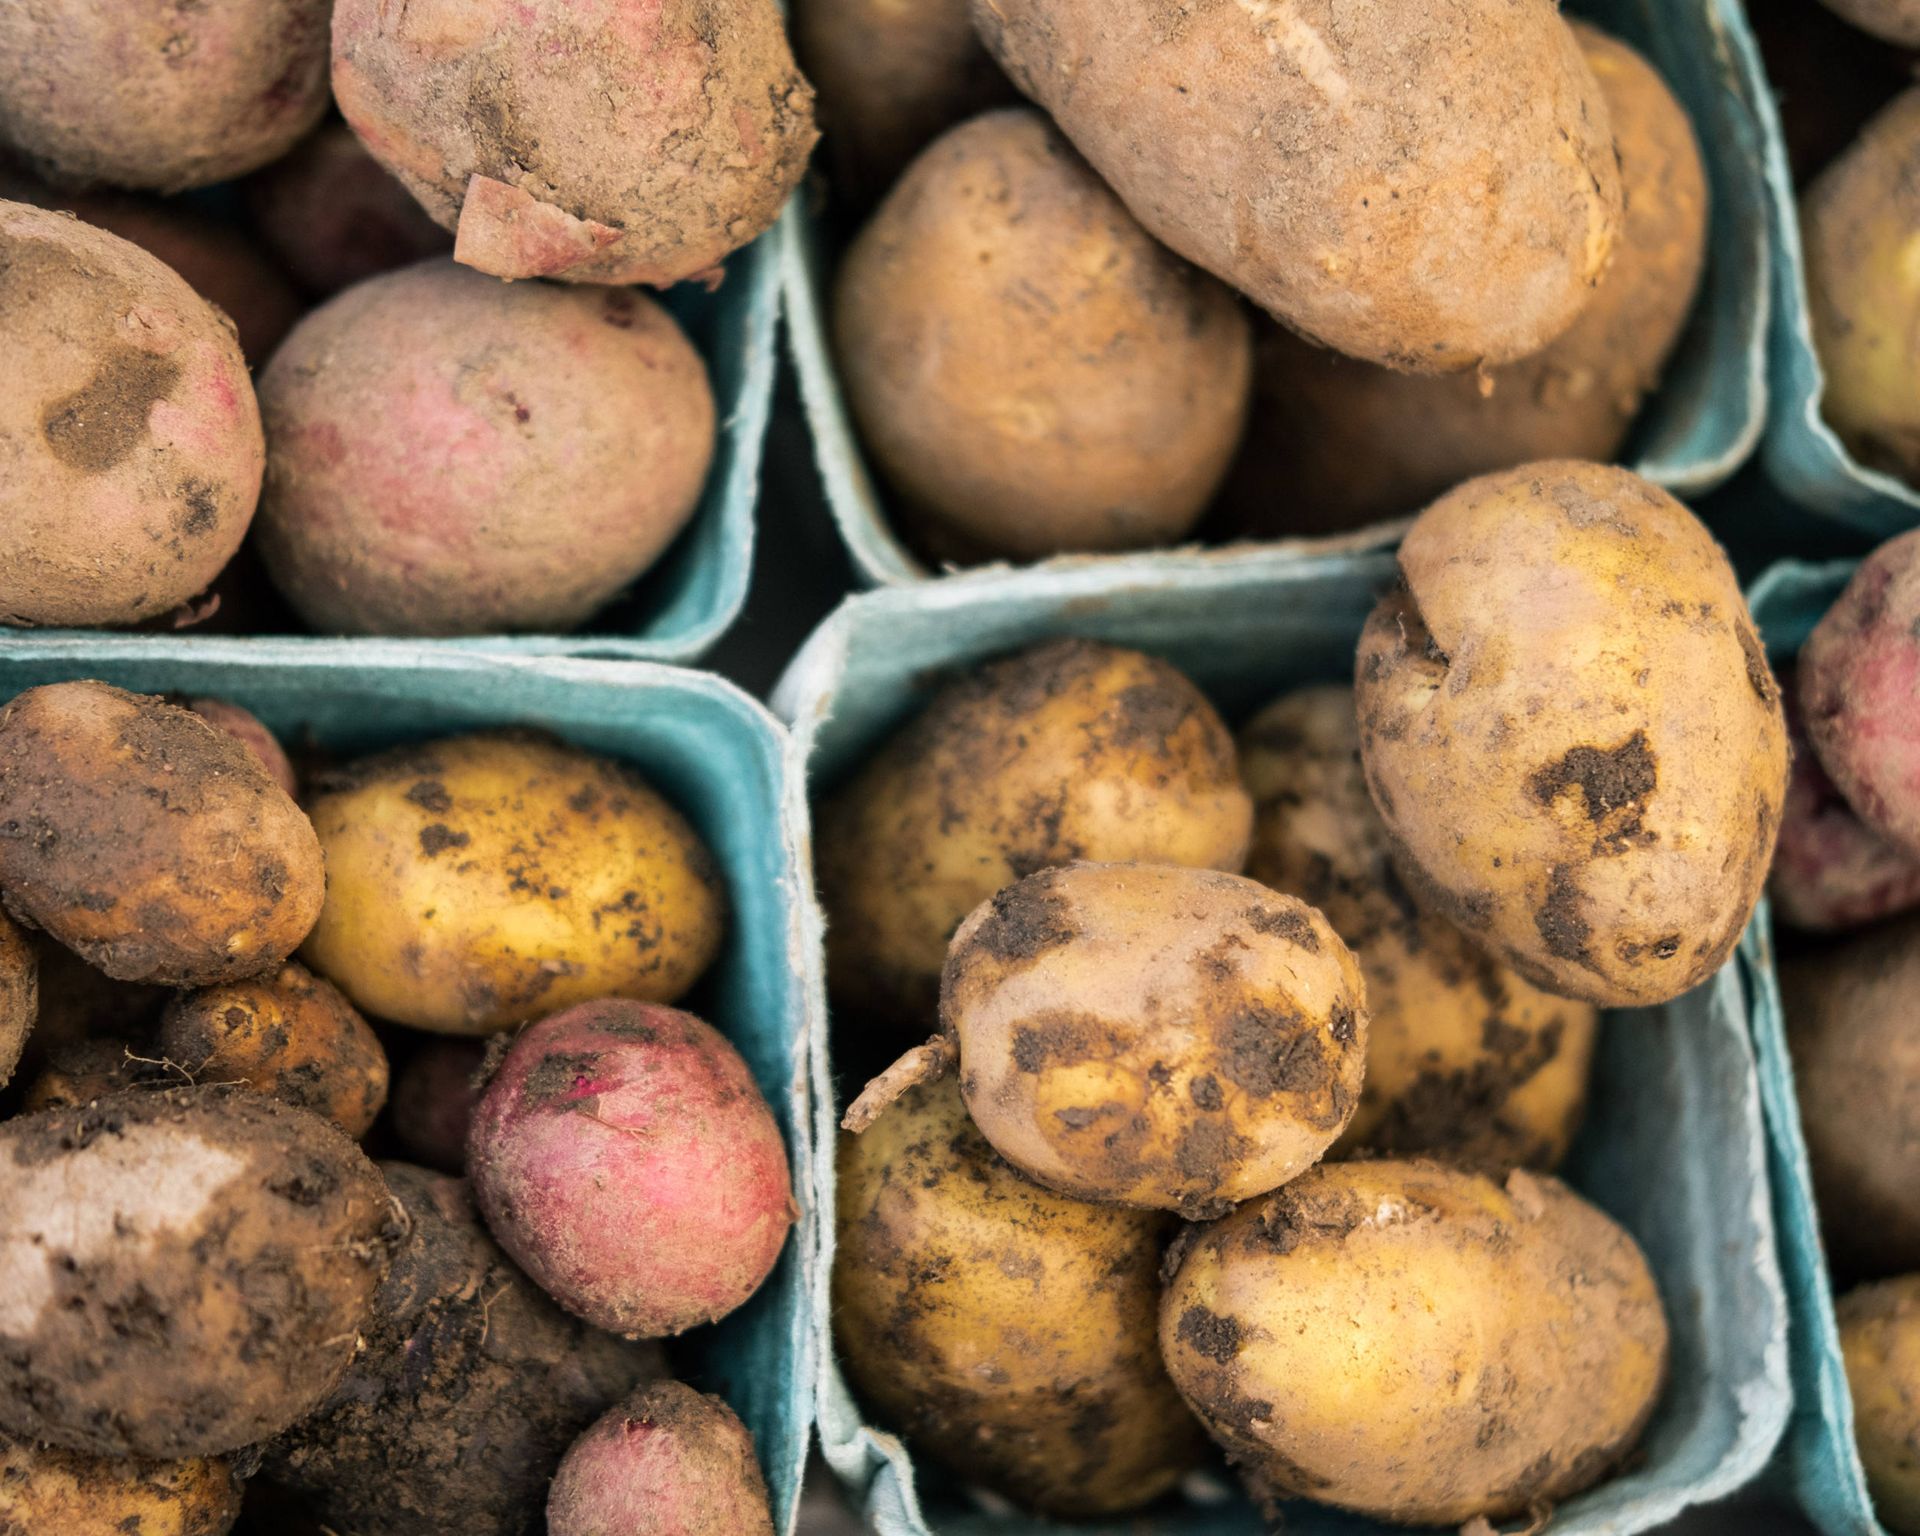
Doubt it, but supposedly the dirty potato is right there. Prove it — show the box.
[0,1433,240,1536]
[1837,1275,1920,1535]
[0,910,33,1090]
[301,732,725,1035]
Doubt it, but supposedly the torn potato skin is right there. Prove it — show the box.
[834,1077,1205,1518]
[1160,1159,1669,1526]
[0,1431,241,1536]
[1354,460,1788,1008]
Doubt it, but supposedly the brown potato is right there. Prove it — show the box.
[1354,461,1788,1007]
[0,1432,240,1536]
[1162,1159,1668,1525]
[20,1038,151,1115]
[1242,686,1598,1170]
[817,639,1251,1025]
[835,1077,1205,1517]
[0,909,33,1090]
[1837,1275,1920,1535]
[0,683,325,987]
[834,109,1252,563]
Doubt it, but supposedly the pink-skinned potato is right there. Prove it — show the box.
[467,1000,795,1338]
[0,201,265,630]
[255,260,715,636]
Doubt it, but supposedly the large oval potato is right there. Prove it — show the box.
[0,909,34,1090]
[1162,1159,1668,1525]
[817,639,1251,1025]
[0,683,324,987]
[302,733,725,1035]
[1838,1275,1920,1535]
[1242,687,1597,1170]
[1355,461,1788,1007]
[970,0,1621,372]
[0,1433,240,1536]
[835,1077,1205,1517]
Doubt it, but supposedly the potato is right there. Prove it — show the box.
[18,937,165,1078]
[856,862,1367,1215]
[0,0,328,192]
[835,1077,1205,1517]
[1819,0,1920,46]
[1242,687,1598,1170]
[0,683,325,987]
[302,731,724,1034]
[0,1086,396,1458]
[20,1037,155,1115]
[833,108,1251,564]
[0,910,33,1091]
[331,0,817,286]
[971,0,1620,373]
[180,698,298,800]
[1782,915,1920,1277]
[818,638,1251,1024]
[1838,1274,1920,1535]
[1354,461,1788,1007]
[1162,1159,1668,1525]
[0,1433,240,1536]
[1218,26,1708,536]
[260,1163,660,1536]
[0,202,264,629]
[389,1037,487,1173]
[255,260,715,637]
[159,962,391,1138]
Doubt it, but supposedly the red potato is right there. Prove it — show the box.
[467,1000,795,1338]
[254,260,716,636]
[389,1038,488,1173]
[180,698,298,799]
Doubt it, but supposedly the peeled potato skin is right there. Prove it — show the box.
[1161,1160,1669,1526]
[1837,1275,1920,1535]
[0,1434,240,1536]
[1353,461,1787,1007]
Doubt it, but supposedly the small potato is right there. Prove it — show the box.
[834,109,1252,563]
[817,639,1251,1024]
[389,1037,487,1173]
[0,683,325,987]
[159,962,390,1138]
[1242,687,1597,1170]
[20,1038,150,1115]
[0,910,33,1090]
[1782,915,1920,1277]
[1838,1275,1920,1535]
[1355,461,1788,1007]
[1818,0,1920,47]
[0,1433,240,1536]
[1161,1159,1669,1525]
[835,1078,1205,1517]
[302,732,724,1035]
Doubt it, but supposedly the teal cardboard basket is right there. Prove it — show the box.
[0,642,819,1535]
[781,0,1775,586]
[774,549,1791,1536]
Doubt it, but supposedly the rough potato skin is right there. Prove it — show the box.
[835,1078,1205,1517]
[390,1038,488,1173]
[20,1037,151,1115]
[940,863,1366,1214]
[818,639,1252,1025]
[160,962,391,1138]
[0,1433,240,1536]
[547,1382,773,1536]
[834,109,1251,564]
[1218,26,1709,536]
[971,0,1620,373]
[1838,1275,1920,1535]
[0,203,264,629]
[467,1001,794,1338]
[0,912,33,1091]
[180,698,298,800]
[302,732,725,1035]
[1354,462,1788,1007]
[1801,531,1920,858]
[0,1086,397,1458]
[1162,1159,1669,1525]
[1783,916,1920,1278]
[0,683,325,987]
[261,1163,660,1536]
[1819,0,1920,47]
[331,0,818,286]
[256,260,715,637]
[0,0,329,192]
[1242,688,1597,1170]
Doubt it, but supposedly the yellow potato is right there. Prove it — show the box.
[1838,1275,1920,1535]
[0,1433,240,1536]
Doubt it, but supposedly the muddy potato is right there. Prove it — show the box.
[0,910,33,1090]
[1354,461,1788,1007]
[817,639,1251,1024]
[20,1037,152,1114]
[302,733,724,1035]
[1243,687,1598,1170]
[1838,1275,1920,1534]
[1162,1159,1669,1525]
[0,684,325,987]
[0,1433,240,1536]
[835,1077,1204,1517]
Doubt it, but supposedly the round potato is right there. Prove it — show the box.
[0,683,324,987]
[1162,1159,1669,1525]
[835,1077,1205,1517]
[0,909,34,1090]
[817,638,1251,1025]
[834,109,1251,564]
[1838,1275,1920,1535]
[1354,461,1788,1007]
[1818,0,1920,46]
[0,1433,240,1536]
[302,732,725,1035]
